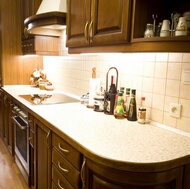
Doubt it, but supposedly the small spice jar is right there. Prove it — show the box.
[94,96,104,112]
[144,24,154,38]
[138,97,146,124]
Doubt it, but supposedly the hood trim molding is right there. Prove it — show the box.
[24,11,66,37]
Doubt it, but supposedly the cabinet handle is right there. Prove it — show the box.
[81,158,86,188]
[46,130,51,149]
[58,143,69,154]
[88,21,93,44]
[58,179,65,189]
[58,161,69,173]
[84,21,89,43]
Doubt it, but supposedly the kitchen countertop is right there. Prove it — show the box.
[2,85,190,171]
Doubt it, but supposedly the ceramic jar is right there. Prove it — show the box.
[175,16,187,36]
[144,23,154,38]
[160,20,170,37]
[183,12,190,35]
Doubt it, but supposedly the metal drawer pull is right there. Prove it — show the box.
[84,21,89,43]
[88,20,93,43]
[46,131,51,149]
[58,143,69,154]
[58,161,69,173]
[58,179,65,189]
[81,158,86,188]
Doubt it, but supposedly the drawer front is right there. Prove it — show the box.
[52,133,82,170]
[52,148,81,189]
[52,165,74,189]
[52,181,59,189]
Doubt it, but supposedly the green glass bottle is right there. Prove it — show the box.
[127,89,137,121]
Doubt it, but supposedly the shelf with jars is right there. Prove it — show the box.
[132,0,190,41]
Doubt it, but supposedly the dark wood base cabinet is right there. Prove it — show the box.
[82,157,186,189]
[34,118,51,189]
[183,164,190,189]
[52,133,82,189]
[0,89,3,137]
[1,90,190,189]
[3,93,14,155]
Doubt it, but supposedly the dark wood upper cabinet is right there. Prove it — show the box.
[132,0,190,39]
[67,0,190,53]
[21,0,42,39]
[66,0,132,48]
[20,0,60,56]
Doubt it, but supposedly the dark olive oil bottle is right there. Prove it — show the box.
[127,89,137,121]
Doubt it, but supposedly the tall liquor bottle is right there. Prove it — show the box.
[127,89,137,121]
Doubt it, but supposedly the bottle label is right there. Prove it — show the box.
[138,109,146,123]
[128,103,134,118]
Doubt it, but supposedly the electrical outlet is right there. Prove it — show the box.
[169,103,182,118]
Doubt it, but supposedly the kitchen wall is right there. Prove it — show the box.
[43,32,190,133]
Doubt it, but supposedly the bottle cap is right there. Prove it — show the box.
[131,89,136,95]
[118,92,123,96]
[120,87,124,90]
[141,97,145,101]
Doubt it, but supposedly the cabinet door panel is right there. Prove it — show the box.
[66,0,90,47]
[91,0,132,45]
[34,119,51,189]
[85,158,183,189]
[0,90,3,137]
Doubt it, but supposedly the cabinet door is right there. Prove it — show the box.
[3,95,12,145]
[83,157,183,189]
[183,164,190,189]
[21,0,42,38]
[3,94,14,154]
[66,0,91,47]
[67,0,132,48]
[0,89,3,137]
[34,118,51,189]
[90,0,132,46]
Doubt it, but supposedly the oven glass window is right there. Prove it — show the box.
[16,125,27,162]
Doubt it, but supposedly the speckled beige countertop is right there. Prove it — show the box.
[3,85,190,170]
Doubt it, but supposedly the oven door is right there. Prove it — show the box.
[12,116,29,175]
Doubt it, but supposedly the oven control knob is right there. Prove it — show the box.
[13,106,20,112]
[19,111,28,119]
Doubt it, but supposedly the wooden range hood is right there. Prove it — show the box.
[24,0,66,37]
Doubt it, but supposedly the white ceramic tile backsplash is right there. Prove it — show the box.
[43,49,190,133]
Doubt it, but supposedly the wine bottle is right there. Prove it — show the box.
[127,89,137,121]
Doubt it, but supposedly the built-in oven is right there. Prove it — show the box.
[12,103,30,186]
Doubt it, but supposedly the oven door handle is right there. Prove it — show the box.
[12,116,28,130]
